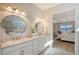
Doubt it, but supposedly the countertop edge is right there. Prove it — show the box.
[0,35,48,49]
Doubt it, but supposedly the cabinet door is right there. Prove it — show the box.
[33,48,41,55]
[41,38,47,49]
[6,50,21,55]
[42,36,53,49]
[32,39,41,55]
[23,45,33,55]
[5,45,33,55]
[44,35,49,42]
[0,49,1,55]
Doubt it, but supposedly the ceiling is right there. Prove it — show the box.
[33,3,60,11]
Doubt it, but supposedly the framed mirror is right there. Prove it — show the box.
[1,15,27,36]
[35,22,44,35]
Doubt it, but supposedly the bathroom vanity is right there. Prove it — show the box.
[0,10,52,55]
[0,35,51,55]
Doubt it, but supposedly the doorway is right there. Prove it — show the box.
[52,9,75,55]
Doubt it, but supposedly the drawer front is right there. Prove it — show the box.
[33,49,41,55]
[2,41,32,54]
[41,38,47,49]
[42,39,47,45]
[5,49,21,55]
[23,45,33,55]
[32,39,41,49]
[32,39,42,54]
[0,49,1,55]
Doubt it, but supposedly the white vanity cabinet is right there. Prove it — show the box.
[34,35,49,54]
[4,45,33,55]
[0,49,1,55]
[32,36,49,55]
[32,38,42,55]
[41,37,48,49]
[0,35,50,55]
[6,49,21,55]
[1,40,33,55]
[22,45,33,55]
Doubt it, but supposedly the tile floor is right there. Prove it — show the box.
[40,40,75,55]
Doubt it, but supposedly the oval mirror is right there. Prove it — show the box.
[1,15,27,36]
[35,22,44,35]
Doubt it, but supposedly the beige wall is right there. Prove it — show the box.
[0,3,46,43]
[10,3,44,37]
[0,3,44,37]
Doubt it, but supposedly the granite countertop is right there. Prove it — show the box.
[0,35,47,48]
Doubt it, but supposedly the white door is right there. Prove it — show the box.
[75,7,79,55]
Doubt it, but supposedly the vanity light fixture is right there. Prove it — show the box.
[6,6,26,16]
[15,9,20,13]
[6,6,13,11]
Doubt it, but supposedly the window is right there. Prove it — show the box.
[60,23,72,32]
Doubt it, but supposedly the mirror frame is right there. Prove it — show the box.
[1,15,27,36]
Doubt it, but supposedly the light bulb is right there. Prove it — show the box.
[15,9,20,13]
[6,6,13,11]
[21,12,26,15]
[7,6,11,9]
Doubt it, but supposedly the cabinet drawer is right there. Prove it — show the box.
[32,39,41,49]
[42,39,47,45]
[0,49,1,55]
[5,49,21,55]
[43,39,47,44]
[32,39,42,54]
[2,41,32,54]
[23,45,33,55]
[33,49,41,55]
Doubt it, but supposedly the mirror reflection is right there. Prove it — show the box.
[35,22,44,35]
[1,15,27,36]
